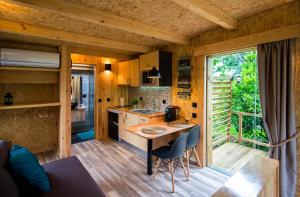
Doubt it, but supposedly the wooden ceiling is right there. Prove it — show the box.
[0,0,295,55]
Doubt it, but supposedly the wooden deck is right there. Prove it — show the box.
[212,142,268,174]
[38,140,229,197]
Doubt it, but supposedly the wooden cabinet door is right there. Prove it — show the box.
[129,58,140,87]
[139,51,159,70]
[117,61,129,85]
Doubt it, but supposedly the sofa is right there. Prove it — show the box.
[0,140,105,197]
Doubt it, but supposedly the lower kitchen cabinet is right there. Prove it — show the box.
[119,112,147,151]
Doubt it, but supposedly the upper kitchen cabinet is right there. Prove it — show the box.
[140,50,172,86]
[117,61,130,85]
[140,51,159,70]
[117,58,140,86]
[129,58,140,87]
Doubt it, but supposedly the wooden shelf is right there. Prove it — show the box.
[0,66,60,72]
[0,102,61,110]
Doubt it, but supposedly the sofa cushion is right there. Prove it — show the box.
[0,140,9,168]
[9,145,51,194]
[41,156,105,197]
[0,167,19,197]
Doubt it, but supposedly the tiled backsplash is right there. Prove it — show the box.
[128,87,172,112]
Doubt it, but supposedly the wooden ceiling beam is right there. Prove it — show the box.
[171,0,237,30]
[0,19,152,53]
[2,0,190,44]
[194,24,300,56]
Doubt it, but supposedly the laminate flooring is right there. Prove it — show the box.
[38,140,229,197]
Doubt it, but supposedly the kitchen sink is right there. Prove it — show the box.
[130,109,156,114]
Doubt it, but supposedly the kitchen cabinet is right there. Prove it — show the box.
[117,58,140,86]
[117,61,129,85]
[140,51,159,70]
[139,50,172,86]
[119,112,147,151]
[129,58,140,87]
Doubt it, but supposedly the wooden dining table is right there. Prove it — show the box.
[126,121,195,175]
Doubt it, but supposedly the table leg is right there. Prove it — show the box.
[147,139,153,175]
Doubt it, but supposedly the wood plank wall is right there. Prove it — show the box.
[71,54,128,140]
[165,0,300,182]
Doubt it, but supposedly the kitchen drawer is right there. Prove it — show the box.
[138,116,149,124]
[125,113,139,126]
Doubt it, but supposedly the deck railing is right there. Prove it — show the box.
[209,79,270,150]
[212,111,270,148]
[232,111,270,148]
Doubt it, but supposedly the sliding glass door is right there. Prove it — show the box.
[206,49,269,175]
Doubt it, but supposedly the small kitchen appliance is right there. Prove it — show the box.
[164,106,179,122]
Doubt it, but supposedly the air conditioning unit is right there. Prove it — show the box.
[0,48,60,68]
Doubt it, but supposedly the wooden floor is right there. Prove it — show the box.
[38,140,229,197]
[212,142,268,174]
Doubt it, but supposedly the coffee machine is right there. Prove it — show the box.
[164,106,179,122]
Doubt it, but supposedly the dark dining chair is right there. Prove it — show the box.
[151,133,189,193]
[186,125,202,177]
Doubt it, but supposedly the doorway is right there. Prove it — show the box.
[206,49,269,175]
[71,64,95,144]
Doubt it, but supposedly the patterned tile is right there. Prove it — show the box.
[128,87,171,112]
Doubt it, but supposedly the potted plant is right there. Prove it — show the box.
[131,98,139,109]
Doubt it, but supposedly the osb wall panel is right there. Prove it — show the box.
[0,2,169,47]
[167,0,300,170]
[165,43,206,165]
[0,107,59,153]
[0,41,60,154]
[66,0,294,38]
[0,32,137,58]
[0,84,59,104]
[208,0,294,19]
[193,0,300,47]
[167,44,197,121]
[0,84,59,153]
[66,0,216,37]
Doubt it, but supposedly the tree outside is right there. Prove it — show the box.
[211,50,269,151]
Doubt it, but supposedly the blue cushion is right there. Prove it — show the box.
[9,145,50,193]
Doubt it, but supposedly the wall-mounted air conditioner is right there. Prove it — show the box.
[0,48,60,68]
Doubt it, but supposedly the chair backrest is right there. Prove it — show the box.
[169,133,188,159]
[186,125,201,148]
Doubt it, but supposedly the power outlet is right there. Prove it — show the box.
[192,102,197,108]
[192,113,197,118]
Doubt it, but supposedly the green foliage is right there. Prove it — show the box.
[131,98,139,105]
[212,51,269,150]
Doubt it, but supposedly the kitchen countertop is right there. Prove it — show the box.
[126,120,195,139]
[108,106,164,118]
